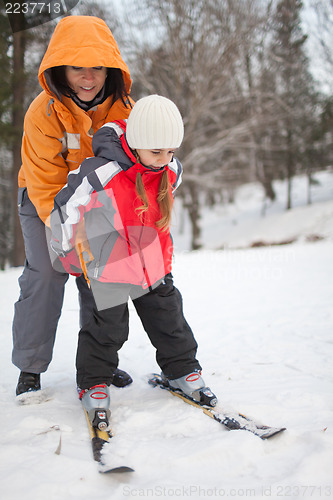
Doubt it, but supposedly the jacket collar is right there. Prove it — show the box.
[50,94,116,134]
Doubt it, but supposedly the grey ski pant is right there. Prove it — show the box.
[12,188,95,373]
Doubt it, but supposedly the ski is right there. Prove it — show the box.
[83,407,134,474]
[148,373,286,440]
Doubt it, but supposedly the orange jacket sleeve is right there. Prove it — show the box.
[21,111,70,223]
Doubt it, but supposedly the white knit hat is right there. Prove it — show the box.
[126,94,184,149]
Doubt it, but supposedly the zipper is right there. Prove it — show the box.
[94,260,100,279]
[92,231,114,279]
[138,210,148,287]
[137,171,153,288]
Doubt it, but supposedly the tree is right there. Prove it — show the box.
[11,11,27,266]
[0,10,13,269]
[269,0,319,209]
[122,0,272,249]
[0,7,27,267]
[306,0,333,94]
[0,2,54,267]
[0,0,114,267]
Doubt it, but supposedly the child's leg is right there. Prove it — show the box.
[132,274,202,379]
[76,301,130,390]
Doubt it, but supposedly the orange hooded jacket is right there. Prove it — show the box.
[18,16,132,223]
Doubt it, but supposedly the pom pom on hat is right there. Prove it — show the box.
[126,94,184,150]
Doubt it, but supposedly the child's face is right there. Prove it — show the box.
[136,149,176,169]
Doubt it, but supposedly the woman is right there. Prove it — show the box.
[13,16,133,397]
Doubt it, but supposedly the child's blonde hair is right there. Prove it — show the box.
[135,171,173,232]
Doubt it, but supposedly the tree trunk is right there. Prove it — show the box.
[187,182,202,251]
[307,171,312,205]
[11,15,26,266]
[286,129,294,211]
[262,174,276,202]
[287,176,292,211]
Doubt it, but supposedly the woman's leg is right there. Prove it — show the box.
[12,188,69,373]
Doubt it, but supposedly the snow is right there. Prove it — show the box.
[172,170,333,251]
[0,172,333,499]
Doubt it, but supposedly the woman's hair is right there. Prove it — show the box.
[135,171,173,232]
[50,66,131,108]
[105,67,131,108]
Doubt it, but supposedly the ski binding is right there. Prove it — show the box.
[83,407,134,473]
[148,373,286,440]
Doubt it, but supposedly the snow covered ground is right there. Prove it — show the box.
[0,171,332,500]
[172,170,333,251]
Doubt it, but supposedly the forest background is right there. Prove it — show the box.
[0,0,332,268]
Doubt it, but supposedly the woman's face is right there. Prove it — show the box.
[65,66,107,101]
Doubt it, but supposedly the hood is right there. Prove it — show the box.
[38,16,131,97]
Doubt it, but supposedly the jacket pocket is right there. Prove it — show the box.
[17,188,38,217]
[17,187,27,208]
[86,230,119,280]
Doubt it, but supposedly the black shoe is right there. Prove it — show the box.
[16,372,41,396]
[111,368,133,388]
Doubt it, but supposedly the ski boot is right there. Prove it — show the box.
[79,384,111,431]
[163,371,218,407]
[16,372,41,396]
[112,368,133,388]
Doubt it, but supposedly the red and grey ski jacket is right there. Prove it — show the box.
[50,121,182,289]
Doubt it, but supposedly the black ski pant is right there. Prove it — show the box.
[76,274,201,389]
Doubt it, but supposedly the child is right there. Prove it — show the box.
[50,95,217,428]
